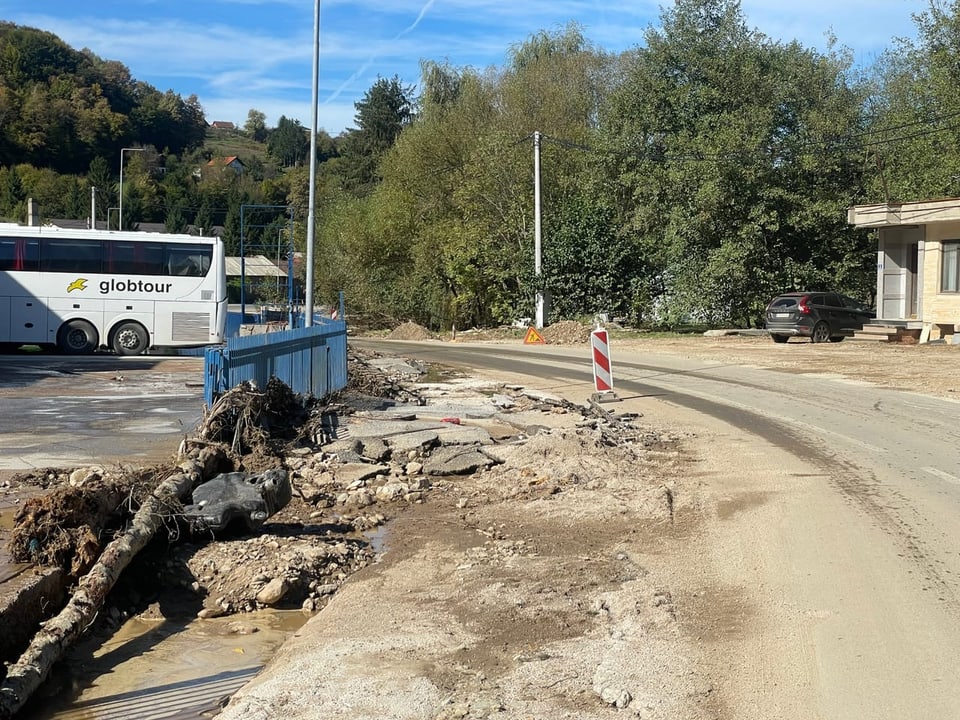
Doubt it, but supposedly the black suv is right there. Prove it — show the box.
[765,292,875,343]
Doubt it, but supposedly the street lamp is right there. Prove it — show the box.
[119,147,144,231]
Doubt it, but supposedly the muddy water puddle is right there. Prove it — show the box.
[24,610,309,719]
[0,501,30,585]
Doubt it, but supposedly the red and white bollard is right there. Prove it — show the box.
[591,325,619,402]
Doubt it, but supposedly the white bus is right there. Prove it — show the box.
[0,223,227,355]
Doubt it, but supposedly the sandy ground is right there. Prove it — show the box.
[608,333,959,400]
[213,335,960,720]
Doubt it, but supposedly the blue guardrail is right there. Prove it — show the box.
[204,319,347,406]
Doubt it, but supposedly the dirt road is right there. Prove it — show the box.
[214,335,960,720]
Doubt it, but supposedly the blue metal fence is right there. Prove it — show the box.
[204,319,347,406]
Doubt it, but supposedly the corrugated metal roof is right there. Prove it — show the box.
[226,255,288,278]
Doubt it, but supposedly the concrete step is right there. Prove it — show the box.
[852,325,920,343]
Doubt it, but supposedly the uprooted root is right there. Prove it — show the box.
[6,466,166,576]
[196,377,307,462]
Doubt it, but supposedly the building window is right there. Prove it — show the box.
[943,242,960,293]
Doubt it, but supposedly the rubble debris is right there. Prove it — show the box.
[1,345,682,717]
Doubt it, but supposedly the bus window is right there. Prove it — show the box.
[40,238,102,273]
[106,241,165,275]
[0,237,39,271]
[166,245,211,277]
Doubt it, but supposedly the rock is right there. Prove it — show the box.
[437,425,494,446]
[595,683,632,709]
[385,429,440,454]
[345,489,376,507]
[256,578,290,606]
[411,476,432,490]
[359,437,391,462]
[336,463,390,487]
[376,481,410,501]
[491,393,516,408]
[68,466,102,486]
[405,461,424,475]
[226,621,259,635]
[521,388,565,405]
[422,446,497,476]
[593,667,633,709]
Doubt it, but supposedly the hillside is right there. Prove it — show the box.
[0,22,207,173]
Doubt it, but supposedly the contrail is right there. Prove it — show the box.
[326,0,437,104]
[397,0,436,38]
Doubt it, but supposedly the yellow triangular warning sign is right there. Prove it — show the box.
[524,326,546,345]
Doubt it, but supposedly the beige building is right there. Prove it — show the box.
[848,198,960,342]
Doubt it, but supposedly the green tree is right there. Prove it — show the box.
[86,155,114,226]
[599,0,868,326]
[336,76,414,196]
[862,1,960,201]
[64,176,87,220]
[244,108,268,142]
[165,203,188,233]
[267,116,310,168]
[0,163,25,218]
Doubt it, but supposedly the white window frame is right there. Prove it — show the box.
[942,241,960,293]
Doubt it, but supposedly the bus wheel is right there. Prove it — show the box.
[111,322,149,356]
[57,320,99,354]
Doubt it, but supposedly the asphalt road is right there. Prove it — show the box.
[0,353,206,471]
[356,338,960,719]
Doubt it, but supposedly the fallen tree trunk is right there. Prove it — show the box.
[0,447,224,719]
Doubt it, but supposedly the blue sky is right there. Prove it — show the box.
[1,0,928,136]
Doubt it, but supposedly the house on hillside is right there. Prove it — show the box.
[848,198,960,343]
[210,121,236,131]
[206,156,245,175]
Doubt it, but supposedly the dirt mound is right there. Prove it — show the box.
[388,321,434,341]
[542,320,592,344]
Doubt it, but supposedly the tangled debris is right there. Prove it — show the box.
[7,467,165,575]
[195,377,307,465]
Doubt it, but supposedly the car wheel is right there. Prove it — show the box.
[829,335,845,343]
[811,321,830,343]
[57,320,99,354]
[771,334,789,344]
[111,322,150,356]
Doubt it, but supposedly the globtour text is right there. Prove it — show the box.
[99,279,174,294]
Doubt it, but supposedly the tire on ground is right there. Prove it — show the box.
[111,321,150,356]
[57,320,99,355]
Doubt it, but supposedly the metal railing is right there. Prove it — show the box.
[204,318,347,405]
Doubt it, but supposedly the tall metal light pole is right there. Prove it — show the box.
[533,131,544,329]
[118,147,143,231]
[304,0,320,327]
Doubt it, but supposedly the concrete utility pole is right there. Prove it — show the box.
[304,0,321,327]
[534,131,545,329]
[90,186,96,229]
[119,147,143,231]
